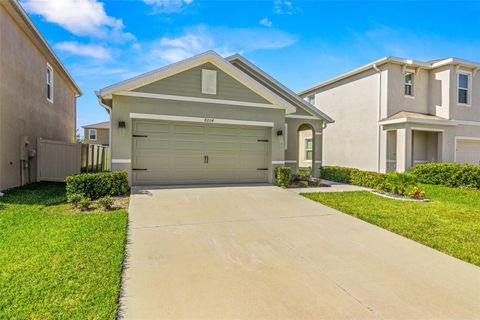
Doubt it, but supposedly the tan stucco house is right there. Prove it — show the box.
[96,51,333,185]
[300,57,480,173]
[0,0,81,190]
[82,121,110,145]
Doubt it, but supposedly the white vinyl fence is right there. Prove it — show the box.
[37,138,82,182]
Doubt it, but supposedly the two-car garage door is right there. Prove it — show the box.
[132,120,270,185]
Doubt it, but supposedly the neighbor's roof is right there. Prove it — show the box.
[2,1,81,95]
[82,121,110,129]
[299,56,480,96]
[226,54,333,123]
[96,50,333,122]
[382,111,446,122]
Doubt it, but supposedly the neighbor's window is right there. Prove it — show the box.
[305,138,313,161]
[404,72,414,96]
[89,129,97,140]
[306,94,315,105]
[47,64,53,103]
[458,73,470,105]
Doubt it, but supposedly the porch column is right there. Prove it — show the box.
[312,131,322,178]
[396,127,412,172]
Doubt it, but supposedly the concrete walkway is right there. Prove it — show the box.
[288,179,370,194]
[121,185,480,320]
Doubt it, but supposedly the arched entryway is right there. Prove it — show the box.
[297,123,315,174]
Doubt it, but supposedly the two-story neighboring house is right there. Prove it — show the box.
[299,57,480,173]
[0,0,81,190]
[82,121,110,146]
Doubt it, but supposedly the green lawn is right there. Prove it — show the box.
[303,184,480,266]
[0,183,128,319]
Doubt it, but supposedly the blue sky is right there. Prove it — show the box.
[22,0,480,133]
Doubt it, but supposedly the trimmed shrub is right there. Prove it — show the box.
[385,172,417,195]
[98,196,114,210]
[78,197,91,211]
[275,166,292,188]
[409,163,480,188]
[66,171,128,200]
[320,166,386,189]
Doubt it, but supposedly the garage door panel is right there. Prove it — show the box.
[132,120,269,185]
[175,124,205,135]
[456,140,480,165]
[134,138,170,150]
[134,122,170,134]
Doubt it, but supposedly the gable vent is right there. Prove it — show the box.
[201,69,217,95]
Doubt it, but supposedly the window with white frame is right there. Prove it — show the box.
[458,72,470,105]
[305,138,313,161]
[89,129,97,140]
[404,72,414,96]
[306,94,315,105]
[46,64,53,102]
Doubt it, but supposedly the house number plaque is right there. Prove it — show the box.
[204,118,215,123]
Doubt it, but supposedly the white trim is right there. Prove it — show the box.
[379,117,457,126]
[116,91,279,110]
[97,51,296,114]
[454,136,480,163]
[457,70,472,107]
[454,120,480,126]
[88,128,97,140]
[284,160,297,163]
[413,160,429,164]
[285,114,321,120]
[386,159,396,163]
[314,161,322,164]
[410,127,445,133]
[315,132,322,136]
[46,63,53,103]
[272,161,285,165]
[112,159,131,164]
[129,112,274,127]
[284,123,288,150]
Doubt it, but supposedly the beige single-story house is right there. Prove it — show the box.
[300,56,480,172]
[82,121,110,145]
[96,51,333,185]
[0,0,81,191]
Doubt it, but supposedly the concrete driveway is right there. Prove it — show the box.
[121,185,480,320]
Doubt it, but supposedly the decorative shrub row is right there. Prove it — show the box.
[66,171,128,200]
[320,166,387,189]
[320,166,425,198]
[409,163,480,189]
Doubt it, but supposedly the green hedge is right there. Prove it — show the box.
[66,171,129,200]
[409,163,480,188]
[320,166,386,189]
[275,166,292,188]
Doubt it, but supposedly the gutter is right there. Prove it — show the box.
[373,64,382,172]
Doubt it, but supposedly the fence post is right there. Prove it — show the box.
[85,144,89,173]
[100,147,105,172]
[90,144,94,172]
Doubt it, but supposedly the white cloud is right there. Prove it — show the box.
[274,0,300,15]
[260,18,272,27]
[143,0,193,13]
[21,0,134,41]
[55,41,111,60]
[147,25,297,64]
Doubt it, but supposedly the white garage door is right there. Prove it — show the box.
[132,120,270,185]
[456,139,480,165]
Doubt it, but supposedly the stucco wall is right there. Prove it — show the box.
[0,5,76,190]
[310,67,383,171]
[83,128,109,145]
[111,95,286,184]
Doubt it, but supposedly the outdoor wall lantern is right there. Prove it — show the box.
[277,130,283,136]
[118,121,126,128]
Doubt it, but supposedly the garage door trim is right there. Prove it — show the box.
[130,112,274,127]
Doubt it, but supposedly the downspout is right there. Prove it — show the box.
[373,64,382,172]
[97,95,112,171]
